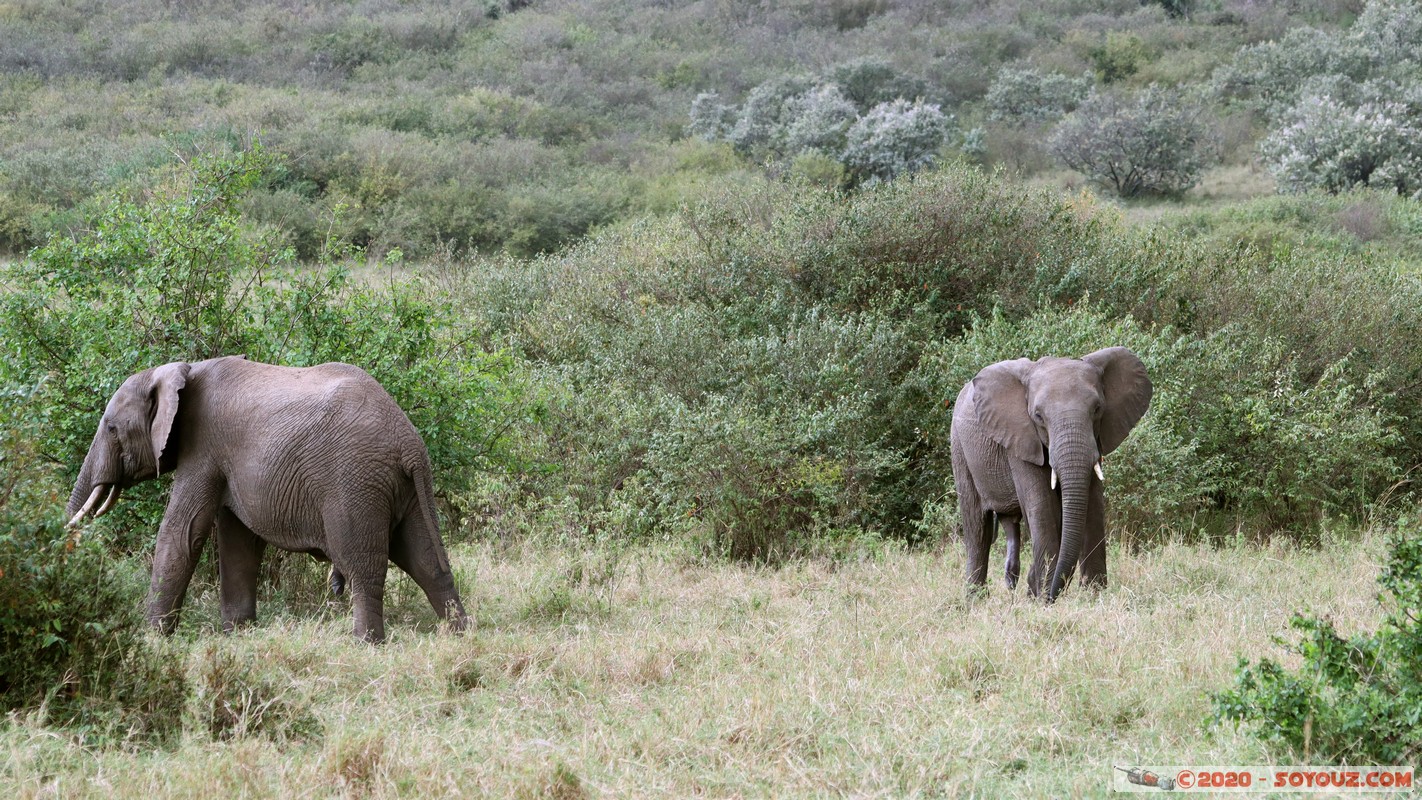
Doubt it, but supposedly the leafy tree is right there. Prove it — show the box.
[1050,85,1217,197]
[828,57,930,113]
[0,145,521,524]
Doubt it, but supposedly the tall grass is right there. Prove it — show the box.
[0,531,1388,797]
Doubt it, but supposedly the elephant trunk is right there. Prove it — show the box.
[66,433,102,519]
[66,430,120,526]
[1046,428,1097,603]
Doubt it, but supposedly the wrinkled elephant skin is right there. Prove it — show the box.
[66,356,469,642]
[950,347,1152,602]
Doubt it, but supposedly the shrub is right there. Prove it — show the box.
[1212,523,1422,763]
[451,164,1412,551]
[1050,85,1217,197]
[986,67,1093,124]
[1087,32,1151,84]
[0,389,186,741]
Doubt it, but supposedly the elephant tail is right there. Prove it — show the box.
[404,450,453,576]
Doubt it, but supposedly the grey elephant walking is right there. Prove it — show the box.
[950,347,1152,602]
[65,355,469,642]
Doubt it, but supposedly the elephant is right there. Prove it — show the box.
[65,355,469,642]
[949,347,1152,602]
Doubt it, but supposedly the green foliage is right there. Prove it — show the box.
[1088,32,1151,84]
[458,164,1415,551]
[986,67,1092,124]
[0,146,521,524]
[0,392,186,740]
[1213,524,1422,762]
[1050,85,1217,197]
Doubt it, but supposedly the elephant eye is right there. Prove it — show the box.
[1032,411,1044,422]
[106,423,118,434]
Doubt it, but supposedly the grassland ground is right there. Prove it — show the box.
[0,531,1388,798]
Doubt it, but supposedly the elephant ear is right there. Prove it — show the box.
[148,362,191,475]
[1082,347,1152,455]
[970,358,1044,466]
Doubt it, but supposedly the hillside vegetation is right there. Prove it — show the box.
[0,0,1406,258]
[3,0,1422,792]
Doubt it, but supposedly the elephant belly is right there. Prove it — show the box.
[970,447,1023,518]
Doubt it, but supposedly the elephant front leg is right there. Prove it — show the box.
[216,508,266,633]
[147,486,221,635]
[1016,467,1061,599]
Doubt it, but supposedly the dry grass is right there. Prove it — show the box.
[0,531,1388,798]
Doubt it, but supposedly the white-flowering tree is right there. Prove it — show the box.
[1214,0,1422,195]
[687,64,952,187]
[782,85,859,155]
[1261,90,1422,196]
[1050,86,1216,198]
[842,99,952,185]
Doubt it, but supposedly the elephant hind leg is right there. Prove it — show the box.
[216,508,266,633]
[957,480,996,592]
[325,509,390,643]
[1001,518,1021,590]
[390,514,468,633]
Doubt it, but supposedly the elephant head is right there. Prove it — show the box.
[66,362,190,526]
[970,346,1151,601]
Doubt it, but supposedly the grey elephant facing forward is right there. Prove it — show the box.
[950,347,1152,602]
[66,356,469,642]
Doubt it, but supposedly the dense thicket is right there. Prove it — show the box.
[436,164,1419,557]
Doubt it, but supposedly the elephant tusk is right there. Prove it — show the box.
[67,484,107,527]
[1050,469,1058,490]
[94,485,121,518]
[1095,461,1105,482]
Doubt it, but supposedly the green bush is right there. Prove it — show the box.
[0,146,521,519]
[0,391,186,741]
[1212,523,1422,762]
